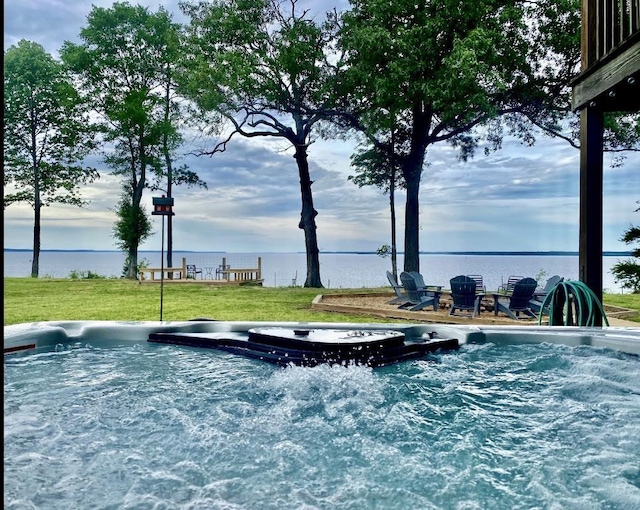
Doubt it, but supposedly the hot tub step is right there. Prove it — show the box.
[148,328,458,367]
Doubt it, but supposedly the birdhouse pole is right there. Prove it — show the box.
[152,195,175,321]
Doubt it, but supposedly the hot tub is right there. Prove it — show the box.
[4,321,640,508]
[5,320,640,357]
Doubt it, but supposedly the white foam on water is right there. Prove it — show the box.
[4,341,640,509]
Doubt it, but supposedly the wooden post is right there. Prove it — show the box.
[222,257,228,280]
[182,257,187,280]
[581,0,596,70]
[257,257,262,281]
[579,106,604,325]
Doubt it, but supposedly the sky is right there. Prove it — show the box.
[4,0,639,254]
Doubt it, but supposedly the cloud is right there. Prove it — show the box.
[4,0,639,254]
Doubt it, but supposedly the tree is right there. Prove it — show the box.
[611,202,640,293]
[148,22,209,273]
[180,0,344,288]
[348,121,406,280]
[336,0,605,272]
[112,189,153,277]
[60,2,194,278]
[3,40,98,277]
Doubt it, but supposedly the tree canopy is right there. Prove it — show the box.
[60,2,194,278]
[4,39,98,277]
[5,0,637,276]
[337,0,589,271]
[180,0,345,287]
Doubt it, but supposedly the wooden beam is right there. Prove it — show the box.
[579,107,604,325]
[572,39,640,110]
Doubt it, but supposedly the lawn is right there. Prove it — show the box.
[4,278,639,326]
[3,278,397,326]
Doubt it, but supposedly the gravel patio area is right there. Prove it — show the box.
[311,291,638,326]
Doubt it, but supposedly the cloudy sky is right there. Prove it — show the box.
[4,0,639,254]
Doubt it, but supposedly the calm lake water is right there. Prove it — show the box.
[3,250,630,293]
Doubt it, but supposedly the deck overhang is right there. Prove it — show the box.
[572,35,640,112]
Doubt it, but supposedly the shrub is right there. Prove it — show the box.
[611,202,640,293]
[611,260,640,294]
[68,269,107,280]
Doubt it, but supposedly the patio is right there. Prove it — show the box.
[311,292,639,326]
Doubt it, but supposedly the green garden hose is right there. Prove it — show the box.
[537,280,609,327]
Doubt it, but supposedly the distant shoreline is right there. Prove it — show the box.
[4,248,633,256]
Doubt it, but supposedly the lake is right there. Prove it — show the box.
[3,250,631,293]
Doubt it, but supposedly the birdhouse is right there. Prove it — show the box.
[152,195,175,216]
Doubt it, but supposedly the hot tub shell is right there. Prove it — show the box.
[4,321,640,361]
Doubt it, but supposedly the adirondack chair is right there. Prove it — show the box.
[466,274,486,294]
[497,275,525,295]
[409,271,443,293]
[494,277,538,320]
[534,275,564,299]
[409,271,427,288]
[386,271,407,305]
[530,275,564,314]
[399,272,441,311]
[450,275,482,318]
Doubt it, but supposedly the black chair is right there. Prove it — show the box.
[186,264,202,279]
[494,277,538,319]
[399,272,440,311]
[450,275,482,318]
[215,263,230,280]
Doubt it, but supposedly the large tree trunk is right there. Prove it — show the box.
[163,79,173,274]
[126,174,146,279]
[167,212,173,273]
[31,201,41,278]
[31,149,41,278]
[403,172,421,273]
[294,146,323,288]
[402,110,430,273]
[390,122,398,280]
[389,185,398,281]
[165,158,173,276]
[127,245,139,279]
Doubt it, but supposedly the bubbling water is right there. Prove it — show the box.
[4,341,640,509]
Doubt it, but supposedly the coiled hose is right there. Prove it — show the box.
[537,280,609,327]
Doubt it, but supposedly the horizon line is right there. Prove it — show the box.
[4,248,633,256]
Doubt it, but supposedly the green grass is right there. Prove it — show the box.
[602,292,640,320]
[3,278,639,326]
[3,278,398,326]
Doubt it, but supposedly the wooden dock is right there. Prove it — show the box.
[139,257,263,286]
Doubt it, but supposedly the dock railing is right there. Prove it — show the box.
[139,258,187,281]
[139,257,262,283]
[217,257,262,282]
